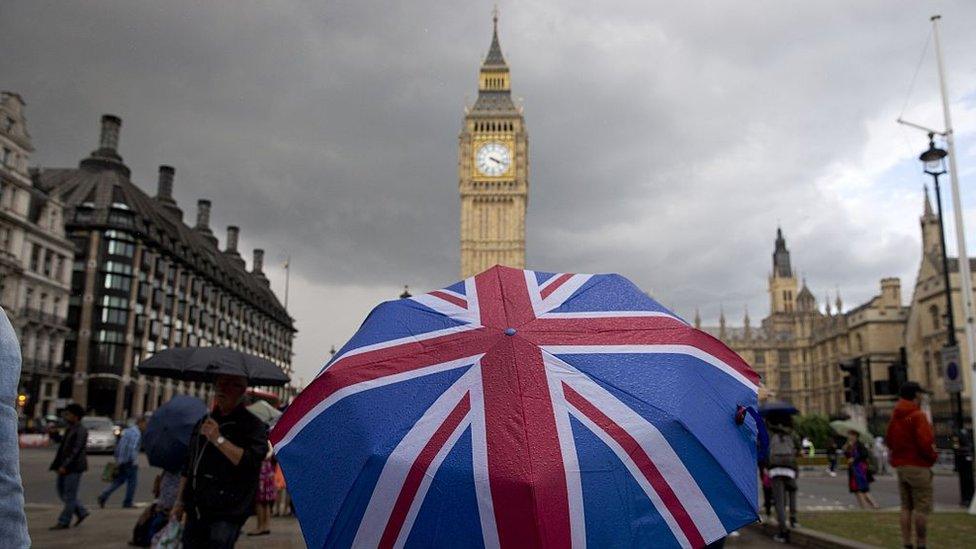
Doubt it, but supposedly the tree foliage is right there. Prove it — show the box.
[793,413,834,448]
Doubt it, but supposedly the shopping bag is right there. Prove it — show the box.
[101,462,119,482]
[150,520,183,549]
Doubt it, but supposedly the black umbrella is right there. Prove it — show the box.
[136,347,290,386]
[758,401,800,416]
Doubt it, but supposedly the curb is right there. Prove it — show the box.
[752,522,881,549]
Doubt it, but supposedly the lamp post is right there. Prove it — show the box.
[920,134,974,505]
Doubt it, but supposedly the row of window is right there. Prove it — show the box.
[29,242,67,282]
[474,121,514,132]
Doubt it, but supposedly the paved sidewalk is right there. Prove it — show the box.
[27,505,304,548]
[27,504,791,548]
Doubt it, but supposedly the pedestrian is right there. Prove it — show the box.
[765,412,799,543]
[48,402,90,529]
[826,438,838,477]
[886,381,938,549]
[171,374,269,548]
[844,430,880,509]
[0,306,30,546]
[272,461,290,517]
[99,416,148,508]
[874,436,890,476]
[247,442,276,536]
[129,470,178,547]
[759,463,773,518]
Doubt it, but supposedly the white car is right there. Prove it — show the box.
[82,416,117,454]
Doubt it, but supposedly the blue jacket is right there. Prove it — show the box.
[0,307,30,547]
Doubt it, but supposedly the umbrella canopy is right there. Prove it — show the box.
[247,399,282,425]
[830,420,874,445]
[142,395,208,473]
[272,266,762,548]
[759,401,799,416]
[137,346,290,386]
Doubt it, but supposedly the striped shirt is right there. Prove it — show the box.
[115,425,141,464]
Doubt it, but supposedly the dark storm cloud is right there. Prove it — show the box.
[4,1,976,377]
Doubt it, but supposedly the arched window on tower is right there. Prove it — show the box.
[930,304,941,331]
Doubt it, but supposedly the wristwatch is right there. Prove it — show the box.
[215,436,226,446]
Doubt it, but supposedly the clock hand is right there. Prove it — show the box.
[489,157,501,164]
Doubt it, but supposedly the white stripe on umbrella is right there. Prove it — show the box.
[275,354,482,451]
[547,354,727,547]
[354,366,477,547]
[542,344,759,392]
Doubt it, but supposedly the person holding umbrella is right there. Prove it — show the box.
[170,374,269,548]
[844,429,880,509]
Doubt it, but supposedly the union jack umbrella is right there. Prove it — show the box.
[271,266,762,548]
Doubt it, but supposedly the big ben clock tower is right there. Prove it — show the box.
[459,12,528,278]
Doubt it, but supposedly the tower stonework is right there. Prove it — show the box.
[769,227,798,315]
[459,14,528,278]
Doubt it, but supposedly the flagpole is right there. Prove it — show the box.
[284,255,291,311]
[930,14,976,514]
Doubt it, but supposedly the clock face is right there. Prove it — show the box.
[476,142,512,177]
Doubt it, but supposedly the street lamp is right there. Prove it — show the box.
[919,133,974,505]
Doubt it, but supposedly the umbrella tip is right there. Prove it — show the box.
[504,327,517,336]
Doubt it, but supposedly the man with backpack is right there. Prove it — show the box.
[765,412,800,543]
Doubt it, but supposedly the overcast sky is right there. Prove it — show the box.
[4,1,976,385]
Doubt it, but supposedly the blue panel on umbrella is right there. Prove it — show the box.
[570,415,681,548]
[279,364,472,549]
[443,281,466,295]
[328,300,468,368]
[405,427,484,549]
[548,274,681,317]
[554,352,759,525]
[534,270,558,285]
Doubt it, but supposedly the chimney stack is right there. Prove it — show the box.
[99,114,122,152]
[226,226,240,254]
[251,249,269,285]
[156,165,175,200]
[252,249,264,273]
[81,114,128,174]
[195,200,212,230]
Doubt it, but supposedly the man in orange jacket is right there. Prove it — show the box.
[886,382,938,549]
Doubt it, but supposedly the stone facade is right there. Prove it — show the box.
[33,114,296,419]
[905,189,974,439]
[459,15,528,279]
[701,228,908,431]
[0,91,74,418]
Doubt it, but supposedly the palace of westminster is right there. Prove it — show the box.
[2,14,972,438]
[457,16,972,438]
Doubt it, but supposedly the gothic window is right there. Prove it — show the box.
[930,304,940,330]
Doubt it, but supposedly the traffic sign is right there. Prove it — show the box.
[942,345,963,393]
